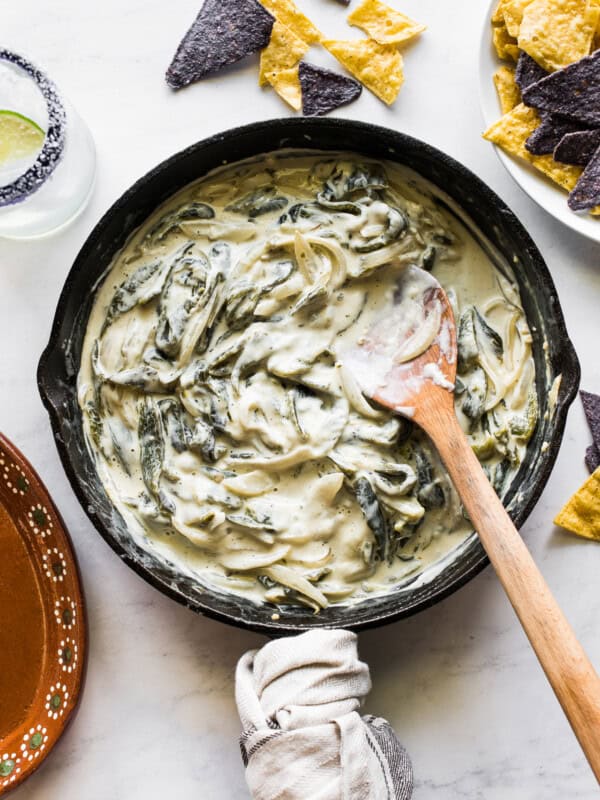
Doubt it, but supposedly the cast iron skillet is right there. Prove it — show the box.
[38,118,580,635]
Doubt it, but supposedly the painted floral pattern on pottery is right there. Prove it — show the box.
[0,434,86,796]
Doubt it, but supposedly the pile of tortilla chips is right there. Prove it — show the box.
[484,0,600,215]
[166,0,425,116]
[554,391,600,541]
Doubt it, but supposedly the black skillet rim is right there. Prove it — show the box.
[37,118,580,635]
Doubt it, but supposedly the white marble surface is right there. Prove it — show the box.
[1,0,600,797]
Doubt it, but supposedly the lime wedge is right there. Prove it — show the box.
[0,110,45,166]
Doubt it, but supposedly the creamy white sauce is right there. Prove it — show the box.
[422,363,455,392]
[78,153,538,611]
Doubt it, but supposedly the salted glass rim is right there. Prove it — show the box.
[0,49,66,208]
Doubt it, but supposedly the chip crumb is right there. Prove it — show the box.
[493,65,522,113]
[554,467,600,541]
[347,0,426,47]
[323,38,404,105]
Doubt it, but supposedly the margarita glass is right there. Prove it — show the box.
[0,50,96,239]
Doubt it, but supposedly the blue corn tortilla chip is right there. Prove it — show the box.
[522,51,600,127]
[568,144,600,210]
[581,391,600,472]
[299,61,362,117]
[554,129,600,165]
[525,114,583,156]
[585,444,600,473]
[515,51,547,92]
[166,0,274,90]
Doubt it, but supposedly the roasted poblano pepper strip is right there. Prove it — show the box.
[413,449,445,509]
[352,208,407,253]
[224,261,293,330]
[102,259,164,333]
[457,308,479,373]
[475,309,503,359]
[346,165,387,194]
[107,419,133,476]
[176,202,215,221]
[493,457,511,496]
[226,187,288,218]
[471,433,498,460]
[279,203,327,225]
[316,193,361,215]
[86,400,104,450]
[509,391,538,440]
[159,399,190,453]
[316,170,362,214]
[144,202,215,244]
[138,399,166,499]
[462,366,487,425]
[155,249,209,357]
[354,475,390,563]
[458,306,504,373]
[92,343,180,392]
[414,448,433,486]
[421,246,436,271]
[226,510,277,533]
[290,284,329,315]
[287,388,307,440]
[189,418,223,463]
[209,241,232,276]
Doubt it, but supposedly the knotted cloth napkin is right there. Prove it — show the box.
[235,629,413,800]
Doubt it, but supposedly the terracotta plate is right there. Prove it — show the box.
[0,433,86,795]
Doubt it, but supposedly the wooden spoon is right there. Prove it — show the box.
[341,265,600,783]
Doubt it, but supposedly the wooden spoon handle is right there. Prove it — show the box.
[427,407,600,783]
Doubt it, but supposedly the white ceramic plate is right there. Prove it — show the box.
[478,0,600,243]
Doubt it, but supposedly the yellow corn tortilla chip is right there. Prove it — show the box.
[347,0,426,46]
[259,0,321,44]
[554,468,600,541]
[502,0,533,38]
[493,23,520,62]
[484,103,585,190]
[323,39,404,105]
[493,65,522,113]
[259,21,308,87]
[484,104,600,213]
[518,0,600,71]
[267,66,302,110]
